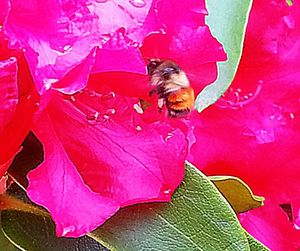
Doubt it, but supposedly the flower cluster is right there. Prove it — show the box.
[0,0,224,238]
[0,0,299,250]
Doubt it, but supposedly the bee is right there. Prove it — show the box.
[148,59,195,118]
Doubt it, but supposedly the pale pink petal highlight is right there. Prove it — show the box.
[0,57,18,134]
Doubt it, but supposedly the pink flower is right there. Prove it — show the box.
[0,0,226,238]
[188,0,300,249]
[239,200,300,250]
[3,0,155,94]
[0,31,39,178]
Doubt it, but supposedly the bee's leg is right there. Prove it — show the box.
[158,98,164,112]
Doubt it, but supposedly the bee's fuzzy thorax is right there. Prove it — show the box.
[148,59,195,118]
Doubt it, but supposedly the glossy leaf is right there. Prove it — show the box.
[1,167,268,251]
[2,211,109,251]
[90,163,255,251]
[195,0,253,112]
[0,219,19,251]
[210,176,264,213]
[1,184,108,251]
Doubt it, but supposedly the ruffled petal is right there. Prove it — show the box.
[239,201,300,251]
[28,89,186,237]
[156,0,207,30]
[140,25,226,93]
[0,33,39,175]
[27,111,120,237]
[92,29,146,75]
[3,0,157,94]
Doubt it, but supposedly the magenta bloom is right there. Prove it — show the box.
[189,0,300,250]
[1,0,226,237]
[3,0,154,94]
[0,31,39,178]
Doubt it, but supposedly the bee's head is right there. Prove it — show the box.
[160,66,180,80]
[148,59,181,80]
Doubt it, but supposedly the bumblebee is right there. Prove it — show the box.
[148,59,195,117]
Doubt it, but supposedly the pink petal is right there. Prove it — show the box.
[0,157,14,180]
[168,26,226,67]
[0,33,39,175]
[141,26,226,65]
[0,175,8,194]
[232,0,300,88]
[0,57,18,134]
[27,111,119,237]
[239,200,300,251]
[140,25,226,92]
[0,0,9,25]
[189,78,300,201]
[88,0,154,42]
[92,29,146,75]
[4,0,98,94]
[3,0,157,94]
[28,89,186,237]
[157,0,207,30]
[53,47,97,94]
[89,72,149,98]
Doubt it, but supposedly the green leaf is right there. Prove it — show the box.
[1,168,266,251]
[246,232,270,251]
[1,184,109,251]
[2,211,109,251]
[210,176,264,213]
[90,163,253,251]
[0,218,20,251]
[195,0,253,112]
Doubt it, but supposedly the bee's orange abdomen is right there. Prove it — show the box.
[166,87,195,117]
